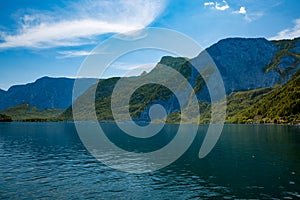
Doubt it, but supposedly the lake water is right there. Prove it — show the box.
[1,122,300,199]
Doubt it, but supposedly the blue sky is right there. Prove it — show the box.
[0,0,300,90]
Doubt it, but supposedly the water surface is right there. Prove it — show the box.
[0,122,300,199]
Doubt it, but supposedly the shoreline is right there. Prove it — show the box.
[1,120,300,126]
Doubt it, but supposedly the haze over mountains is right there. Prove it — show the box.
[1,37,299,123]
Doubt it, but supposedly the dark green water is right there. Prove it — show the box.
[0,122,300,199]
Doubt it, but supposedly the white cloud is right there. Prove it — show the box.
[111,62,156,71]
[239,7,247,14]
[233,6,247,15]
[204,2,215,6]
[215,0,230,11]
[0,0,166,49]
[269,18,300,40]
[57,50,100,58]
[205,2,260,22]
[100,62,156,78]
[204,0,229,11]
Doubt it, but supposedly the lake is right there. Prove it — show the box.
[0,122,300,199]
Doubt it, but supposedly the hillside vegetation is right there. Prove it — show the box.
[0,114,12,122]
[228,70,300,124]
[0,104,63,122]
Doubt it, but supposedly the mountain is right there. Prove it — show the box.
[0,77,97,111]
[60,37,300,123]
[61,77,119,121]
[136,68,300,125]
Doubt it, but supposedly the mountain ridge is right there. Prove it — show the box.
[59,37,300,123]
[2,36,300,123]
[0,76,97,111]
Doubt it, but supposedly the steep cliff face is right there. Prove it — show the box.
[264,37,300,84]
[195,38,280,94]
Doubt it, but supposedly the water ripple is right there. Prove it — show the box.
[1,122,300,199]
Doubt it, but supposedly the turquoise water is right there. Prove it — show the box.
[0,122,300,199]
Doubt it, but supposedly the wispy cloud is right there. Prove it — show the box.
[57,50,100,58]
[232,6,263,22]
[100,62,156,78]
[244,12,264,22]
[204,0,229,11]
[112,62,156,71]
[0,0,166,49]
[269,18,300,40]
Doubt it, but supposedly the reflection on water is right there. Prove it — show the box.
[0,122,300,199]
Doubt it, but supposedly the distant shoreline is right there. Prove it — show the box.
[1,120,299,126]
